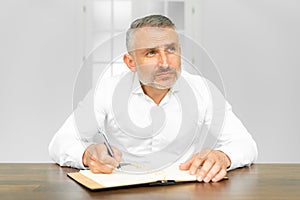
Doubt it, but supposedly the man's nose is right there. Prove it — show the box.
[158,50,168,68]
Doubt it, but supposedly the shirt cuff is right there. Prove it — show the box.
[65,141,95,170]
[214,142,257,171]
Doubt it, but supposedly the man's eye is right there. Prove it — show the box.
[146,51,155,56]
[167,47,176,53]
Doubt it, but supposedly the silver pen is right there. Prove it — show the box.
[98,128,123,169]
[98,128,115,157]
[98,128,131,169]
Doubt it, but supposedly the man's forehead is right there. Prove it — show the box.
[132,27,179,49]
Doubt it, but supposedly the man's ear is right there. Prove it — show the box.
[123,53,136,72]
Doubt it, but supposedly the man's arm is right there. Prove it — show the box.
[213,109,258,170]
[49,113,122,172]
[180,104,258,182]
[179,76,257,182]
[48,89,121,171]
[48,113,89,169]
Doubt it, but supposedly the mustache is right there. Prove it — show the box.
[154,67,177,75]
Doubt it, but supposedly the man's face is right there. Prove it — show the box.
[130,27,181,90]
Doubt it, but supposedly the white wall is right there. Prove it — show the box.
[186,0,300,163]
[1,0,299,163]
[0,0,85,162]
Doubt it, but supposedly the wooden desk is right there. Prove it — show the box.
[0,164,299,200]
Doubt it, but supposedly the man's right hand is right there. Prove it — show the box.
[82,143,122,174]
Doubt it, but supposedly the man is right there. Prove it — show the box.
[49,15,257,183]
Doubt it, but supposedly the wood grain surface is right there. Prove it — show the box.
[0,163,299,200]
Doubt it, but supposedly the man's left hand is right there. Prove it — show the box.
[179,148,231,182]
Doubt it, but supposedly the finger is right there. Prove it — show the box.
[179,154,197,170]
[211,168,227,182]
[179,158,194,170]
[112,146,122,163]
[99,152,119,168]
[84,153,113,174]
[189,155,205,175]
[83,144,118,173]
[202,162,221,183]
[88,158,114,174]
[88,150,117,170]
[92,145,119,167]
[197,158,215,182]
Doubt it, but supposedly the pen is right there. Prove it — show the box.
[98,128,114,157]
[98,128,126,169]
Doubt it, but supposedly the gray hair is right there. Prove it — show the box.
[126,15,176,52]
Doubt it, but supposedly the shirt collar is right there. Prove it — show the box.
[131,72,144,94]
[170,73,182,93]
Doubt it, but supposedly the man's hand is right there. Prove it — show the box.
[82,144,122,174]
[179,148,231,182]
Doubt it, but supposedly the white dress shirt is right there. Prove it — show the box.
[49,70,257,170]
